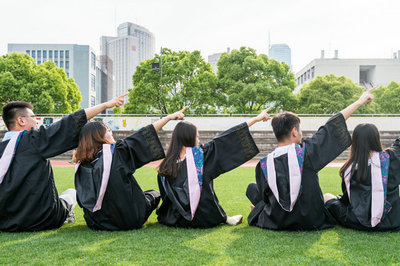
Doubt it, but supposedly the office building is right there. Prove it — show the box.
[295,50,400,91]
[8,43,97,108]
[100,22,155,98]
[269,44,292,69]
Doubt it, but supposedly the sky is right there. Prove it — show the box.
[1,0,399,72]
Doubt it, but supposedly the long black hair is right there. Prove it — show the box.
[158,121,197,178]
[340,123,383,183]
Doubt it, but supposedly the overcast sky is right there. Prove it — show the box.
[1,0,399,72]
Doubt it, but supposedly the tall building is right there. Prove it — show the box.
[96,55,113,107]
[295,51,400,91]
[8,43,97,109]
[100,22,155,98]
[208,53,223,74]
[269,44,292,69]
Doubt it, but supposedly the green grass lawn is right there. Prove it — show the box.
[1,166,400,264]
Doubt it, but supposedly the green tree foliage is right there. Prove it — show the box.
[297,74,379,114]
[373,82,400,113]
[124,49,219,114]
[217,47,297,114]
[0,53,81,113]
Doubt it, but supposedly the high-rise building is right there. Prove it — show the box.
[7,43,97,109]
[100,22,155,98]
[269,44,292,70]
[208,53,223,74]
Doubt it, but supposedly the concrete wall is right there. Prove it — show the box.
[1,115,399,161]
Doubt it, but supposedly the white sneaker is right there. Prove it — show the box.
[226,215,243,225]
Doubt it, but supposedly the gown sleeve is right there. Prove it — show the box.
[31,109,87,158]
[389,137,400,185]
[304,113,351,172]
[201,122,259,179]
[115,124,165,172]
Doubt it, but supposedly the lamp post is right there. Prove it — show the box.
[152,47,163,118]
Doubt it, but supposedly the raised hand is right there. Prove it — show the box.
[168,106,189,121]
[104,93,129,108]
[255,106,273,122]
[247,106,272,127]
[358,87,375,105]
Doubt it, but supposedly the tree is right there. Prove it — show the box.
[373,81,400,113]
[124,49,220,114]
[0,53,81,113]
[296,74,379,114]
[217,47,297,114]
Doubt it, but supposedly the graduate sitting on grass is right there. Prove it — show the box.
[74,107,187,231]
[156,109,271,228]
[0,95,125,232]
[324,123,400,231]
[246,88,375,230]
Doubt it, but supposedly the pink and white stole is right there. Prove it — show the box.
[185,147,203,219]
[343,151,389,227]
[262,143,304,212]
[75,144,114,212]
[0,131,24,184]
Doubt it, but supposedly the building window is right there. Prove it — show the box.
[37,61,41,65]
[37,50,41,58]
[60,50,64,58]
[65,61,69,69]
[311,67,315,78]
[91,74,95,91]
[91,52,96,70]
[66,72,69,78]
[307,70,310,79]
[32,50,35,58]
[65,50,69,59]
[26,50,30,55]
[49,50,53,58]
[60,61,64,68]
[55,50,58,58]
[55,61,58,67]
[43,50,47,59]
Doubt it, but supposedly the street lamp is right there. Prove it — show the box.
[152,47,163,118]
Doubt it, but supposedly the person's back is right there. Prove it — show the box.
[325,124,400,231]
[74,122,165,230]
[0,102,86,231]
[0,95,126,232]
[247,89,375,230]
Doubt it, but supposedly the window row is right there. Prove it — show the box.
[297,66,315,86]
[26,50,69,59]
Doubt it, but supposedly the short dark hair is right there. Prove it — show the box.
[2,101,34,130]
[271,111,300,142]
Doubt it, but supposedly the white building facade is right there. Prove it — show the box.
[8,43,97,109]
[100,22,155,98]
[295,58,400,91]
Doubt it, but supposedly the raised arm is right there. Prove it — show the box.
[85,93,128,120]
[340,88,375,120]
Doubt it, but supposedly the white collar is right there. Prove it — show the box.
[2,131,19,142]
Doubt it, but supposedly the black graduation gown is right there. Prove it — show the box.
[326,138,400,231]
[248,113,351,230]
[157,123,259,228]
[0,110,87,232]
[75,124,165,231]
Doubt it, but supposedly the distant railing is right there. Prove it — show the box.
[35,113,400,117]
